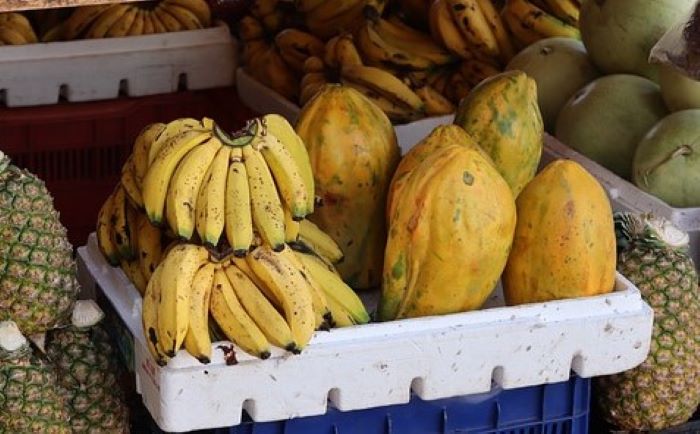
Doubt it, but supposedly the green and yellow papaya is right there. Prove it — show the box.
[503,159,616,305]
[295,84,400,289]
[454,70,544,197]
[379,127,516,320]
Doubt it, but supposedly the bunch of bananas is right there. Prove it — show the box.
[501,0,580,48]
[296,0,388,40]
[142,241,369,365]
[45,0,211,42]
[0,13,38,45]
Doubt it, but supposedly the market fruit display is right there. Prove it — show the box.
[453,70,543,196]
[45,300,130,433]
[555,74,668,180]
[632,109,700,208]
[597,213,700,431]
[503,159,616,305]
[505,37,600,131]
[0,12,38,45]
[0,151,80,335]
[579,0,695,81]
[296,84,400,289]
[0,321,71,433]
[379,125,516,320]
[501,0,580,49]
[658,63,700,111]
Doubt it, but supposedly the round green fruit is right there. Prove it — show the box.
[579,0,695,81]
[555,74,668,180]
[659,63,700,111]
[506,37,600,133]
[633,109,700,207]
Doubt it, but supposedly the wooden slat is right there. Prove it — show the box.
[0,0,150,13]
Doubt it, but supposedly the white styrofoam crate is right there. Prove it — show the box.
[78,233,653,433]
[236,68,454,154]
[0,23,237,107]
[542,135,700,268]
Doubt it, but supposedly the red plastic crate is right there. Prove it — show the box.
[0,88,256,248]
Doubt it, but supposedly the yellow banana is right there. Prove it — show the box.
[459,58,502,87]
[304,0,362,22]
[429,0,476,60]
[340,64,425,112]
[135,212,162,281]
[111,186,135,260]
[210,268,272,359]
[148,118,201,166]
[120,258,148,295]
[62,5,112,40]
[239,15,266,41]
[325,294,356,327]
[154,5,184,33]
[356,21,434,70]
[415,85,456,116]
[157,244,210,357]
[335,34,364,67]
[474,0,516,63]
[294,0,326,13]
[149,10,169,34]
[260,9,285,33]
[164,0,211,27]
[224,263,297,351]
[280,248,332,330]
[143,129,212,225]
[162,4,203,31]
[283,207,300,243]
[132,123,166,183]
[84,4,131,39]
[165,137,222,240]
[250,0,279,19]
[275,28,325,74]
[297,219,344,264]
[304,56,325,74]
[0,27,28,44]
[340,78,424,123]
[247,246,316,350]
[300,80,327,107]
[295,251,370,325]
[142,265,170,366]
[542,0,579,26]
[300,72,328,92]
[243,38,271,66]
[252,46,300,102]
[224,147,254,256]
[121,156,144,209]
[0,13,38,43]
[127,9,146,36]
[196,146,231,247]
[96,191,120,266]
[231,256,281,308]
[448,0,500,58]
[141,10,156,35]
[243,145,286,251]
[504,0,580,40]
[501,6,540,47]
[183,263,216,364]
[105,5,138,37]
[371,16,455,65]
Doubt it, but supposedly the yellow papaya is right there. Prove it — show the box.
[379,127,517,320]
[503,159,616,305]
[454,70,544,197]
[295,84,400,289]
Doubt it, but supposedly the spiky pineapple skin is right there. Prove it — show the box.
[46,323,130,433]
[0,162,80,334]
[0,349,71,433]
[597,244,700,430]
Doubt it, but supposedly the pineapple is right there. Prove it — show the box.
[0,320,71,433]
[0,151,80,334]
[596,213,700,431]
[45,300,130,433]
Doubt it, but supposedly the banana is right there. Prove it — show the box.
[149,10,169,34]
[142,265,170,366]
[121,156,144,209]
[164,0,211,27]
[341,78,424,123]
[303,0,361,23]
[148,118,201,166]
[154,5,184,33]
[243,38,270,66]
[165,137,222,240]
[504,0,580,41]
[127,9,146,36]
[250,0,279,19]
[334,34,364,67]
[300,79,327,106]
[300,72,328,91]
[84,4,131,39]
[474,0,516,63]
[231,256,281,307]
[253,45,300,102]
[210,267,272,359]
[105,5,138,37]
[0,13,38,43]
[356,20,434,70]
[260,8,286,33]
[0,27,28,44]
[294,0,326,13]
[303,55,326,74]
[323,35,342,68]
[183,263,216,363]
[132,123,166,182]
[295,251,370,325]
[304,0,366,40]
[280,248,332,330]
[444,69,472,103]
[135,212,162,281]
[142,129,212,225]
[414,85,456,116]
[224,263,297,351]
[96,191,120,266]
[340,64,425,112]
[196,146,231,247]
[370,16,455,65]
[459,58,502,87]
[120,258,148,295]
[111,186,135,260]
[429,0,476,60]
[253,121,309,219]
[296,219,344,264]
[224,147,254,256]
[162,4,203,31]
[157,244,210,356]
[275,28,325,74]
[448,0,500,59]
[283,207,300,243]
[247,246,316,350]
[542,0,579,26]
[62,5,112,40]
[243,145,286,251]
[141,10,156,35]
[501,6,540,47]
[325,294,356,327]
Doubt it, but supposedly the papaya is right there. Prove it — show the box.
[454,70,543,197]
[295,84,400,289]
[503,159,616,306]
[379,127,516,320]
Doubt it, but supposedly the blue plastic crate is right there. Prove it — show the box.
[207,375,590,434]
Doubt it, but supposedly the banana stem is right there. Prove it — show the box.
[214,120,257,148]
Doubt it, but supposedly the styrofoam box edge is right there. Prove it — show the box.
[78,234,653,433]
[0,22,237,107]
[235,68,455,154]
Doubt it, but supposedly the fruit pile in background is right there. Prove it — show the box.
[0,13,38,45]
[238,0,585,123]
